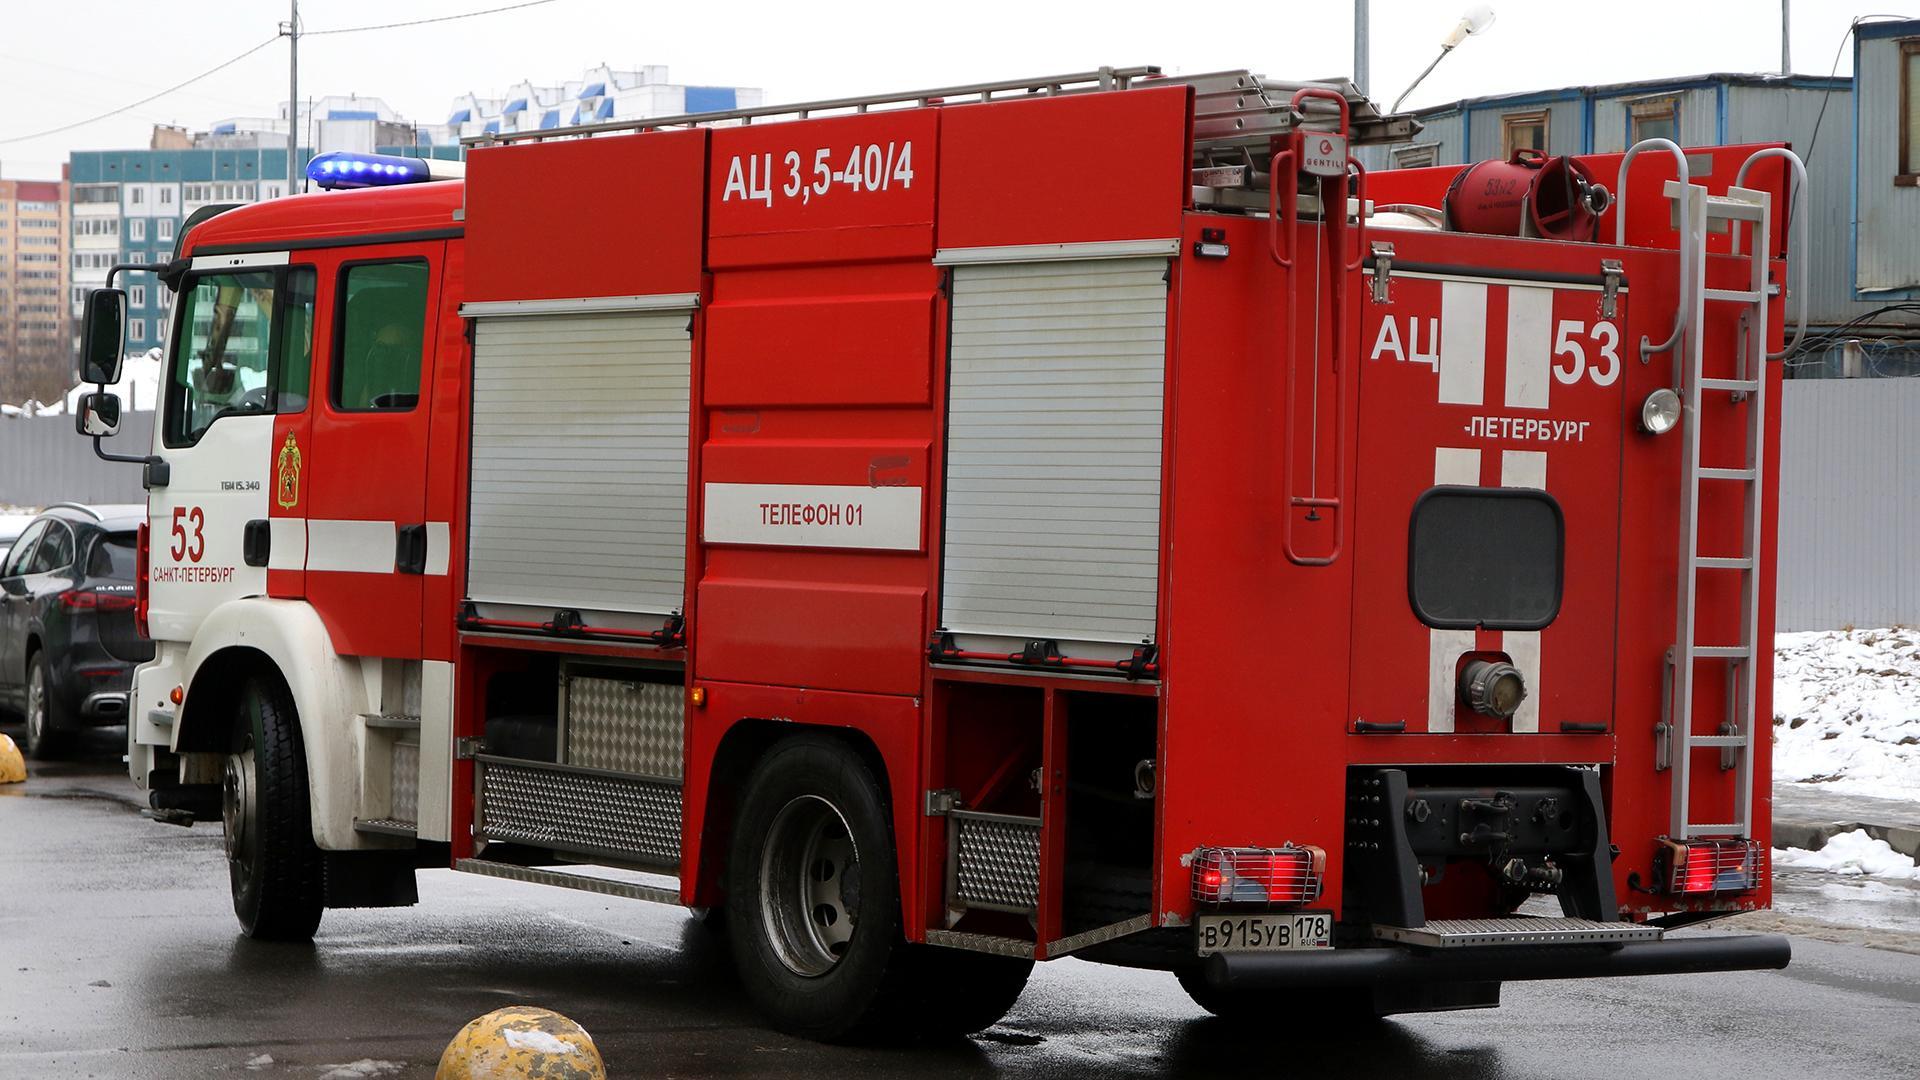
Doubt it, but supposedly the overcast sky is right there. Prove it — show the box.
[0,0,1904,179]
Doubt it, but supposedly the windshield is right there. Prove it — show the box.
[165,270,278,445]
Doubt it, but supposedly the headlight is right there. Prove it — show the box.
[1640,387,1682,435]
[1460,660,1527,719]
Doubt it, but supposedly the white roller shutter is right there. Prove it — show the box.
[467,310,691,619]
[940,257,1168,657]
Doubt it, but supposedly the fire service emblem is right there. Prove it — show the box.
[276,434,303,509]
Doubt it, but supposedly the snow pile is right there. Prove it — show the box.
[1773,629,1920,802]
[317,1061,403,1079]
[503,1027,580,1055]
[1775,829,1920,880]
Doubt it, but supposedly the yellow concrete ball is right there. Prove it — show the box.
[435,1005,605,1080]
[0,733,24,785]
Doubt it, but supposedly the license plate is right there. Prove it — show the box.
[1195,911,1333,955]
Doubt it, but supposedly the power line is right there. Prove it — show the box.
[0,36,279,145]
[304,0,563,37]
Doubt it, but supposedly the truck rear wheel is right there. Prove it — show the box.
[223,676,323,941]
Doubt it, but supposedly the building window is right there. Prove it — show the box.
[1902,40,1920,183]
[1395,144,1440,169]
[1630,95,1681,146]
[1502,111,1549,158]
[129,187,144,206]
[129,218,146,242]
[131,285,147,308]
[130,318,146,343]
[159,187,175,207]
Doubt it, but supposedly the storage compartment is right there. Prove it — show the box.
[559,667,684,779]
[938,256,1169,663]
[464,308,693,626]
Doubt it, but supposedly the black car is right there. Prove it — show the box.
[0,503,154,757]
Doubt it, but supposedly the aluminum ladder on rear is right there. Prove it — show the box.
[1660,177,1773,843]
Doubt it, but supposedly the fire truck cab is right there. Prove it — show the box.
[77,68,1798,1040]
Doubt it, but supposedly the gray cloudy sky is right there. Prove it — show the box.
[0,0,1902,179]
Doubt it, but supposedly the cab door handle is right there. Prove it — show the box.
[395,524,427,575]
[242,520,271,568]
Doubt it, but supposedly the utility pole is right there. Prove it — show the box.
[1780,0,1791,74]
[1354,0,1370,96]
[283,0,299,196]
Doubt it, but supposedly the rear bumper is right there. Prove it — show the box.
[1204,933,1791,989]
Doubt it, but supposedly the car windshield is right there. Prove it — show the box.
[87,532,139,580]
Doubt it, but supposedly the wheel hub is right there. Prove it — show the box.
[25,664,45,744]
[760,795,861,978]
[222,749,256,864]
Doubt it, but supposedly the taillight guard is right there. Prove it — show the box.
[134,521,150,639]
[1190,844,1325,907]
[1656,838,1764,896]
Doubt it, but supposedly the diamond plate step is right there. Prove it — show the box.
[1374,917,1664,949]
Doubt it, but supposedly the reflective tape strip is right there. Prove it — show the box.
[305,519,396,574]
[298,519,453,576]
[1437,281,1487,406]
[425,522,451,577]
[1428,447,1482,734]
[1501,450,1548,734]
[267,518,307,572]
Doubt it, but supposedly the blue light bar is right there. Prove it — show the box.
[306,151,432,191]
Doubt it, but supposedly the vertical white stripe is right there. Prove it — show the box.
[1501,450,1548,733]
[416,660,454,843]
[1438,281,1488,405]
[1429,447,1483,733]
[425,522,452,577]
[1504,286,1554,410]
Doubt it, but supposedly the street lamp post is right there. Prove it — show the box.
[1391,5,1497,114]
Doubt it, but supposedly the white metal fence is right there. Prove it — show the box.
[0,380,1903,629]
[1776,378,1920,631]
[0,412,153,508]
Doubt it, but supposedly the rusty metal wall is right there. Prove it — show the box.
[0,412,152,508]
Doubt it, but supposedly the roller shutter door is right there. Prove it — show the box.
[940,257,1168,658]
[467,310,690,619]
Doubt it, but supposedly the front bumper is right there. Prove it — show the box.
[1204,933,1791,989]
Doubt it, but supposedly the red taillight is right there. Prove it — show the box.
[135,521,150,638]
[1658,838,1763,895]
[1191,845,1326,906]
[58,589,135,611]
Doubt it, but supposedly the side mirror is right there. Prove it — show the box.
[80,287,128,386]
[76,390,123,439]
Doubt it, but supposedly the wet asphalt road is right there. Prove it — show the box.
[4,730,1919,1080]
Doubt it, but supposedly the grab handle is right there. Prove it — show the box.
[1735,147,1810,361]
[1615,139,1692,362]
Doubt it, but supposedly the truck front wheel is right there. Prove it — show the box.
[223,675,323,941]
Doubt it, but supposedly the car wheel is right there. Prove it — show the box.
[224,675,323,941]
[22,651,67,759]
[725,736,918,1042]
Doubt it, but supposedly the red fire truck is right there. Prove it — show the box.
[72,67,1801,1039]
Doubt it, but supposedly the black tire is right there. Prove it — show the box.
[902,944,1033,1038]
[223,675,323,941]
[723,736,919,1042]
[1176,967,1376,1024]
[22,650,67,760]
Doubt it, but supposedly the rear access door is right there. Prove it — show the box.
[1350,234,1630,736]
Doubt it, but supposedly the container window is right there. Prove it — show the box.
[1408,486,1564,631]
